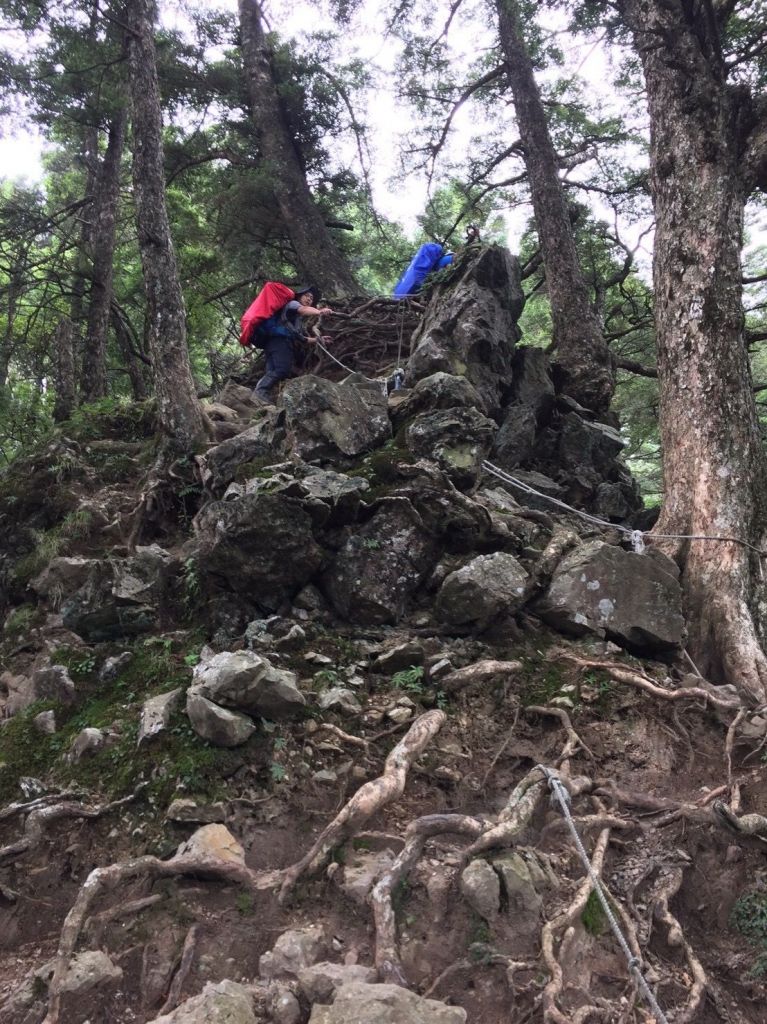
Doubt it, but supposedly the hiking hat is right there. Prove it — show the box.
[292,283,320,305]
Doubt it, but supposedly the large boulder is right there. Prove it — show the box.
[322,498,437,624]
[192,649,306,719]
[194,492,324,611]
[61,545,173,642]
[259,925,326,980]
[298,963,377,1004]
[186,691,256,747]
[58,950,122,1024]
[202,412,286,491]
[436,552,529,632]
[408,245,523,418]
[308,982,466,1024]
[146,980,257,1023]
[491,347,555,471]
[404,407,497,489]
[390,372,488,430]
[535,541,685,652]
[30,556,100,603]
[282,375,391,461]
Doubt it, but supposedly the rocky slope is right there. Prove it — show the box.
[0,246,764,1024]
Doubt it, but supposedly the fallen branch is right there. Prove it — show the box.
[278,710,446,902]
[440,659,523,693]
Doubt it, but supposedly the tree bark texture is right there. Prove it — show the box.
[619,0,767,700]
[80,107,127,403]
[237,0,358,298]
[496,0,614,415]
[52,317,76,422]
[126,0,207,449]
[112,307,149,401]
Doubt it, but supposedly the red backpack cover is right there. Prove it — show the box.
[240,282,295,347]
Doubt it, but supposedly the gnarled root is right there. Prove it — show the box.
[541,825,612,1024]
[652,867,707,1023]
[279,710,446,902]
[42,850,277,1024]
[555,652,741,712]
[371,813,484,986]
[0,786,145,864]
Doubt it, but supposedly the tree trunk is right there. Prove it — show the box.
[496,0,614,415]
[0,269,21,390]
[237,0,358,298]
[619,0,767,701]
[80,107,127,404]
[52,318,76,422]
[112,307,149,401]
[126,0,207,449]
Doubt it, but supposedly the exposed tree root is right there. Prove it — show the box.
[85,893,164,945]
[278,710,446,902]
[371,813,484,985]
[0,786,145,864]
[314,722,370,750]
[525,705,595,761]
[555,653,741,711]
[440,659,523,693]
[158,923,200,1016]
[652,867,707,1023]
[42,850,277,1024]
[541,824,612,1024]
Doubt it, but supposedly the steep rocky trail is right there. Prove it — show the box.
[0,246,764,1024]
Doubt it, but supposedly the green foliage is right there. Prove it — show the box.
[391,665,426,696]
[581,890,608,936]
[731,890,767,976]
[270,762,287,783]
[2,603,40,639]
[235,890,255,916]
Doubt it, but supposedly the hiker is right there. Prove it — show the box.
[253,285,334,404]
[392,242,454,298]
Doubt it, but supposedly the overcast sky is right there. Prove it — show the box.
[1,0,764,266]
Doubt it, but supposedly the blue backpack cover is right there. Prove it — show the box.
[393,243,446,297]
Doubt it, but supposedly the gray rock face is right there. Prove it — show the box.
[29,664,76,705]
[186,691,256,747]
[492,850,552,937]
[194,493,324,611]
[405,407,497,489]
[436,553,529,632]
[298,963,378,1004]
[323,499,437,625]
[536,541,685,652]
[58,950,122,1024]
[146,980,257,1023]
[138,688,182,745]
[203,413,285,491]
[318,687,362,715]
[61,546,173,642]
[192,650,306,719]
[30,556,99,602]
[33,709,56,734]
[408,245,523,418]
[460,858,500,919]
[259,925,325,980]
[491,347,555,470]
[69,727,106,761]
[308,982,467,1024]
[391,372,488,430]
[339,848,396,905]
[282,375,391,461]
